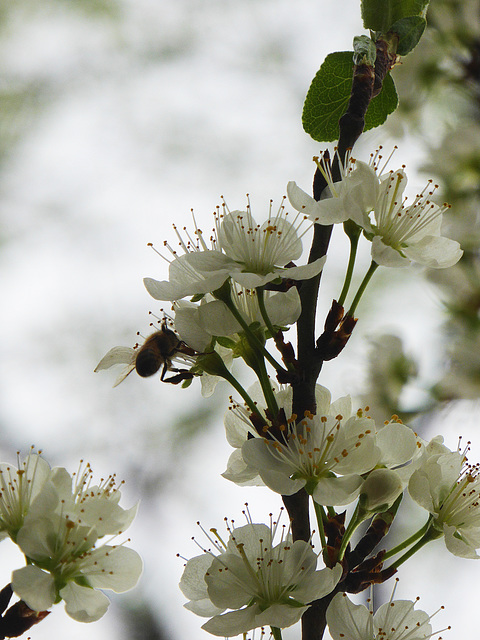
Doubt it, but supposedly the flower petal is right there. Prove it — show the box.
[12,566,55,611]
[293,564,342,603]
[312,474,364,506]
[443,523,479,558]
[403,235,463,268]
[326,592,371,640]
[287,181,349,224]
[222,449,262,486]
[202,607,257,637]
[60,582,110,623]
[173,303,212,351]
[85,546,143,592]
[374,599,432,638]
[360,468,403,511]
[281,256,326,281]
[264,288,301,326]
[205,554,253,609]
[180,554,213,601]
[376,421,418,467]
[197,300,241,336]
[371,236,410,267]
[255,602,308,629]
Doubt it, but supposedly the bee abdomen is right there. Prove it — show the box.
[135,349,163,377]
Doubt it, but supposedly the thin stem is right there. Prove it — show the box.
[337,502,365,562]
[223,294,286,373]
[381,516,433,561]
[347,260,379,317]
[257,287,277,338]
[271,627,283,640]
[387,526,439,571]
[312,499,327,551]
[338,229,360,307]
[255,353,280,417]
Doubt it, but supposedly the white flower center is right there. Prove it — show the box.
[152,197,312,278]
[0,452,46,535]
[374,173,448,249]
[313,148,356,199]
[437,460,480,529]
[217,198,311,275]
[263,411,371,483]
[199,511,315,609]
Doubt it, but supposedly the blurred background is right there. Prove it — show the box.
[0,0,479,638]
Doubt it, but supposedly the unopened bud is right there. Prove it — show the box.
[360,468,403,513]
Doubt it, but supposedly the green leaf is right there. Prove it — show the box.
[302,52,355,143]
[215,336,237,349]
[353,35,377,65]
[388,16,427,55]
[364,71,398,131]
[302,51,398,143]
[361,0,429,32]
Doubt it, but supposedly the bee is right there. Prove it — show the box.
[135,321,196,383]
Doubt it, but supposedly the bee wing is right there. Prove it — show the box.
[94,346,136,372]
[113,363,136,387]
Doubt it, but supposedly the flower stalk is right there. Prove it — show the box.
[313,499,328,553]
[387,526,442,571]
[214,281,286,374]
[271,627,283,640]
[337,222,361,307]
[382,516,434,561]
[347,260,379,317]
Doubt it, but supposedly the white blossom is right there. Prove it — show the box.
[144,195,325,301]
[12,462,142,621]
[174,285,301,351]
[180,512,342,637]
[289,149,462,269]
[347,166,462,269]
[326,589,443,640]
[287,151,378,224]
[0,451,52,543]
[409,438,480,558]
[239,385,379,506]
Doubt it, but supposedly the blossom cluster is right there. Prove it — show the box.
[180,507,453,640]
[92,147,467,640]
[288,150,462,269]
[180,512,342,637]
[177,405,477,638]
[326,586,448,640]
[177,380,480,637]
[96,149,462,400]
[0,451,142,623]
[96,195,323,393]
[224,383,419,509]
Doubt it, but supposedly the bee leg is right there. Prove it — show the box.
[159,360,170,382]
[178,342,198,357]
[161,370,195,385]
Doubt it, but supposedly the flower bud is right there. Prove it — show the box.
[360,468,403,513]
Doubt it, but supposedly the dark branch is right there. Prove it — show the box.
[289,40,397,640]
